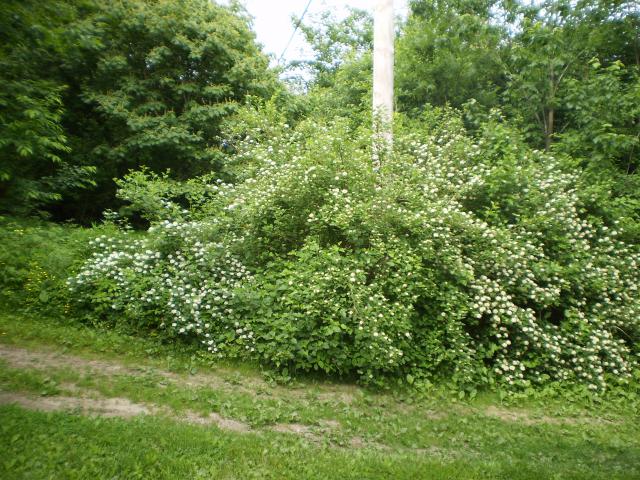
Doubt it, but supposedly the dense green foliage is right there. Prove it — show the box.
[1,0,639,396]
[300,0,639,238]
[400,0,640,236]
[0,217,120,319]
[0,0,277,220]
[0,0,96,215]
[67,109,640,392]
[396,0,505,110]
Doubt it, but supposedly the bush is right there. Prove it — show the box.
[69,109,640,390]
[0,217,119,316]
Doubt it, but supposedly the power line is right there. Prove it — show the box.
[277,0,313,65]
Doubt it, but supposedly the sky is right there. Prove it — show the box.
[220,1,410,66]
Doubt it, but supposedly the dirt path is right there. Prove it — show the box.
[0,344,351,443]
[0,343,457,454]
[0,382,401,452]
[0,343,359,403]
[0,390,253,431]
[0,343,614,438]
[0,343,259,394]
[0,391,151,418]
[0,385,464,457]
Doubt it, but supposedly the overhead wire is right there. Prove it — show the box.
[277,0,313,65]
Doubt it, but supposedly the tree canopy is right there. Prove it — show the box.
[0,0,279,220]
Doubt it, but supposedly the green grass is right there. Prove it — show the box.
[1,312,639,479]
[0,217,116,299]
[1,405,638,480]
[0,406,505,480]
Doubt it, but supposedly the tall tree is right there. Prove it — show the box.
[0,0,95,215]
[293,9,374,121]
[396,0,507,112]
[504,0,639,150]
[55,0,277,220]
[0,0,279,220]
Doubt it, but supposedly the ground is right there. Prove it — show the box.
[0,312,638,479]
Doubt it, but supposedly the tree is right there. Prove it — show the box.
[0,0,279,220]
[396,0,507,112]
[504,0,639,150]
[54,0,278,220]
[0,0,95,215]
[292,9,374,121]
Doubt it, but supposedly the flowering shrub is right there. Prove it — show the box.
[68,222,252,347]
[70,109,640,390]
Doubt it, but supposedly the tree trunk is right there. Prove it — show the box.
[545,107,554,151]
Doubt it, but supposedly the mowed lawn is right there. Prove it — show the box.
[0,312,638,480]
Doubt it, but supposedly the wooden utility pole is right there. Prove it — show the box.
[373,0,394,160]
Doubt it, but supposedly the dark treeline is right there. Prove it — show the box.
[0,0,281,221]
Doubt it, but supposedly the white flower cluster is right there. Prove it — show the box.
[69,221,253,355]
[393,121,640,389]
